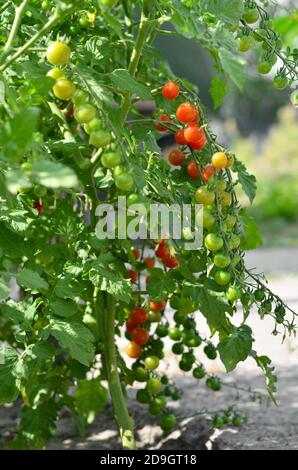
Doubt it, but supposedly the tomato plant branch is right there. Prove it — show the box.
[2,0,30,59]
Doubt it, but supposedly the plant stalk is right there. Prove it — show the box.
[2,0,30,59]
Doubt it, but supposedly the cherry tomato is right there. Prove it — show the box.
[100,0,118,6]
[175,128,188,145]
[53,79,76,101]
[225,214,236,229]
[213,252,231,269]
[126,317,137,333]
[144,355,159,370]
[131,307,148,324]
[47,68,64,80]
[149,300,166,311]
[146,377,162,394]
[203,164,214,183]
[74,104,96,123]
[127,193,140,206]
[46,41,71,66]
[238,36,254,52]
[144,257,155,268]
[195,187,215,205]
[184,124,204,144]
[133,367,148,382]
[214,270,231,286]
[127,269,138,283]
[168,326,181,341]
[188,132,207,150]
[212,152,228,169]
[228,234,241,249]
[168,149,185,166]
[243,8,259,23]
[136,389,151,404]
[176,103,198,123]
[274,75,288,90]
[34,200,43,214]
[155,114,172,132]
[155,243,169,260]
[226,155,234,168]
[254,289,265,302]
[162,81,180,100]
[163,253,179,269]
[220,191,232,207]
[131,327,150,345]
[72,89,89,105]
[126,341,142,358]
[132,248,140,260]
[187,160,201,179]
[193,366,205,379]
[258,60,272,74]
[83,117,102,135]
[146,274,151,284]
[206,376,221,391]
[203,208,215,229]
[115,173,134,191]
[226,286,242,302]
[160,413,176,432]
[148,310,161,322]
[204,233,224,252]
[101,151,121,168]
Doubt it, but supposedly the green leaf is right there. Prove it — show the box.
[218,48,246,90]
[253,353,277,404]
[49,297,78,318]
[218,325,253,372]
[54,274,85,299]
[108,69,152,100]
[0,279,10,301]
[10,107,39,152]
[75,378,108,426]
[147,268,177,302]
[0,348,20,404]
[210,76,227,109]
[48,319,95,366]
[233,159,257,204]
[201,0,244,25]
[19,402,59,448]
[51,200,85,239]
[75,64,113,106]
[16,268,49,292]
[88,254,131,303]
[240,209,263,250]
[30,160,78,189]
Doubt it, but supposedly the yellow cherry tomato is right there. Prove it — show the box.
[46,41,71,66]
[53,79,76,100]
[47,68,65,80]
[212,152,228,169]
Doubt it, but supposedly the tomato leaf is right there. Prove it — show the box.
[0,348,20,404]
[201,0,244,24]
[218,325,254,372]
[30,160,79,189]
[74,378,108,429]
[16,268,49,292]
[252,353,277,404]
[240,209,263,250]
[218,48,246,90]
[147,268,177,301]
[233,159,257,204]
[210,76,227,109]
[108,69,152,100]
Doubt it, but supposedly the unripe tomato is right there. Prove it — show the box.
[179,358,192,371]
[149,300,166,311]
[46,41,71,66]
[184,124,203,144]
[72,89,89,105]
[155,114,172,132]
[127,193,140,206]
[133,367,148,382]
[214,270,231,286]
[115,173,134,191]
[156,324,168,338]
[155,243,169,260]
[101,151,121,168]
[146,377,162,394]
[154,395,167,409]
[254,289,265,302]
[172,342,184,355]
[220,191,232,207]
[100,0,118,6]
[225,214,236,229]
[168,149,185,166]
[214,252,231,269]
[74,104,96,123]
[160,413,176,432]
[21,162,32,172]
[232,416,242,427]
[131,307,148,324]
[273,75,288,90]
[126,341,142,358]
[238,36,254,52]
[213,416,224,428]
[162,81,180,100]
[144,257,155,268]
[243,8,259,23]
[216,179,227,192]
[149,402,162,416]
[206,376,221,391]
[228,234,241,249]
[204,233,223,252]
[258,60,272,74]
[229,23,239,32]
[226,286,242,302]
[53,79,76,100]
[188,132,207,150]
[168,326,181,341]
[193,366,205,379]
[203,164,214,183]
[202,208,215,229]
[83,118,102,135]
[175,128,188,145]
[195,187,215,205]
[47,68,64,80]
[132,327,150,345]
[163,253,179,269]
[176,103,198,123]
[148,310,161,322]
[113,166,123,177]
[187,160,201,179]
[212,152,228,169]
[144,355,159,370]
[136,389,151,404]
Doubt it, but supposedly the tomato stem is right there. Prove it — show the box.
[1,0,30,59]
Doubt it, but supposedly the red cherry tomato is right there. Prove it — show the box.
[132,248,140,260]
[126,318,138,332]
[131,327,150,345]
[168,149,185,166]
[188,132,207,150]
[203,164,214,183]
[34,200,43,214]
[149,300,166,311]
[126,341,142,358]
[155,243,170,260]
[127,269,138,283]
[144,257,155,268]
[131,307,148,324]
[175,129,188,146]
[146,274,151,284]
[176,103,199,123]
[162,81,180,100]
[66,104,74,120]
[187,160,201,179]
[184,124,203,144]
[154,114,172,132]
[163,253,179,269]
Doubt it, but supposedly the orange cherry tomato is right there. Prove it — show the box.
[126,341,142,358]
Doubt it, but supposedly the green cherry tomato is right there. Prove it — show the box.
[204,233,224,252]
[160,413,176,432]
[89,130,112,148]
[144,355,159,370]
[214,270,231,286]
[226,286,242,302]
[193,366,206,379]
[172,343,184,355]
[148,311,161,322]
[72,89,89,105]
[195,187,215,205]
[47,68,64,80]
[213,252,231,269]
[202,208,215,229]
[115,173,134,191]
[204,343,217,360]
[238,36,254,52]
[206,376,221,391]
[228,234,241,250]
[127,193,140,206]
[83,118,102,134]
[100,0,118,6]
[136,389,151,404]
[101,152,121,169]
[243,8,259,24]
[254,289,265,301]
[156,324,168,338]
[273,75,288,90]
[74,104,97,124]
[146,378,162,395]
[133,367,148,382]
[213,416,224,428]
[258,60,272,74]
[225,214,236,230]
[154,395,167,409]
[149,402,162,416]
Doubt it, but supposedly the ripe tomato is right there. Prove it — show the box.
[126,341,142,358]
[131,307,148,324]
[175,128,188,145]
[132,327,150,345]
[188,132,207,150]
[127,269,138,283]
[126,317,137,332]
[226,286,242,302]
[46,41,71,66]
[213,252,231,268]
[84,117,102,135]
[243,8,259,23]
[162,81,180,100]
[155,114,172,132]
[184,124,203,144]
[195,187,215,205]
[47,68,64,80]
[204,233,224,252]
[163,253,179,269]
[53,79,76,100]
[115,173,134,191]
[149,300,166,311]
[214,270,231,286]
[212,152,228,169]
[187,160,201,179]
[132,248,140,261]
[74,104,97,123]
[146,274,151,284]
[101,151,121,168]
[155,243,169,260]
[203,164,214,183]
[34,200,43,214]
[89,130,112,148]
[144,355,159,370]
[168,149,185,166]
[144,257,155,268]
[176,103,198,123]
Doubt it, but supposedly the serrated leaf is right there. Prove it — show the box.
[49,297,78,318]
[10,107,39,152]
[75,64,113,106]
[0,348,19,404]
[218,325,253,372]
[54,274,85,299]
[233,159,257,203]
[48,320,95,366]
[201,0,244,24]
[147,268,177,302]
[30,160,78,189]
[19,402,59,448]
[240,209,263,250]
[253,353,277,404]
[16,268,49,292]
[219,47,246,90]
[210,76,227,109]
[108,69,152,100]
[75,378,108,427]
[0,279,10,301]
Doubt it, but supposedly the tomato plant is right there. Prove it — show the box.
[0,0,297,452]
